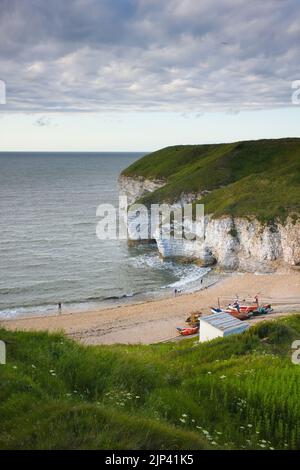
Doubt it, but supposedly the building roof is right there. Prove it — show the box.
[200,312,249,334]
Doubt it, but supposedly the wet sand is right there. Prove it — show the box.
[2,272,300,345]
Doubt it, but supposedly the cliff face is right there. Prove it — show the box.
[118,175,165,206]
[119,175,300,272]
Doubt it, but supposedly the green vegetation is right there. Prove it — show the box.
[122,139,300,222]
[1,315,300,450]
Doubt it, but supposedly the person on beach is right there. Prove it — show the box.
[174,289,178,296]
[58,302,62,314]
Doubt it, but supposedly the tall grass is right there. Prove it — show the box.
[0,315,300,450]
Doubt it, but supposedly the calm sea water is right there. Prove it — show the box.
[0,152,209,319]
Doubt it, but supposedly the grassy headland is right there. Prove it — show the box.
[1,315,300,450]
[122,138,300,222]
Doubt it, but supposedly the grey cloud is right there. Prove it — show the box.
[0,0,299,113]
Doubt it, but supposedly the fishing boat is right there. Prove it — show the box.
[211,302,273,320]
[211,307,252,321]
[176,326,199,336]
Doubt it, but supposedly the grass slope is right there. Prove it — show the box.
[1,315,300,450]
[122,139,300,221]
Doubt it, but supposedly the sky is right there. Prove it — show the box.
[0,0,300,151]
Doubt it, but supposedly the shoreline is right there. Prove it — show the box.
[2,271,300,345]
[0,268,223,321]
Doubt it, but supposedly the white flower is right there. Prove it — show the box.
[179,418,186,423]
[211,441,217,446]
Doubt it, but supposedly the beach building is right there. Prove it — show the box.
[199,313,249,342]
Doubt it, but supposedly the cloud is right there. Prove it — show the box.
[0,0,299,112]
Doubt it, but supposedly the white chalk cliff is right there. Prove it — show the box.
[119,175,300,273]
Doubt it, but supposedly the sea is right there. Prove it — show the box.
[0,152,212,319]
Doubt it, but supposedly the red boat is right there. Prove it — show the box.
[176,326,199,336]
[227,304,257,314]
[211,307,252,321]
[224,308,252,321]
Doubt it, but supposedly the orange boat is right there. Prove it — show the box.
[176,326,199,336]
[211,307,252,321]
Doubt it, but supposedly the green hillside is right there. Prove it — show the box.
[1,315,300,450]
[122,139,300,222]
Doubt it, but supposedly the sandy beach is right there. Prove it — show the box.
[1,271,300,345]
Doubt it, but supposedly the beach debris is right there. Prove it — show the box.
[185,312,202,327]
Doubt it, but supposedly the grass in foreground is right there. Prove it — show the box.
[0,315,300,450]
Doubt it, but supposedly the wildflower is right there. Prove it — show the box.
[269,447,275,450]
[135,396,140,399]
[31,364,36,369]
[179,418,186,423]
[216,431,222,435]
[240,426,245,430]
[182,414,188,418]
[207,371,212,375]
[13,366,17,369]
[247,424,253,428]
[211,441,217,446]
[202,430,209,435]
[220,375,226,379]
[259,444,266,448]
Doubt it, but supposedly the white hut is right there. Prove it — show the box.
[199,313,249,342]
